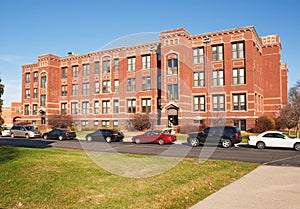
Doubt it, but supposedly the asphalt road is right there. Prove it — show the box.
[1,137,300,167]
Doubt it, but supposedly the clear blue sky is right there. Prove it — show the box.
[1,0,299,106]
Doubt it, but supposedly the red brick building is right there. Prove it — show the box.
[20,26,288,131]
[2,102,22,126]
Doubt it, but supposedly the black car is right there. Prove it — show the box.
[42,129,77,140]
[187,126,242,148]
[85,129,124,143]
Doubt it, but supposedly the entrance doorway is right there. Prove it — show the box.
[167,108,178,127]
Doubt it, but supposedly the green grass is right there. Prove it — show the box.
[0,146,258,209]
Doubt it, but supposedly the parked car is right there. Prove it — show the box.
[1,126,11,137]
[10,125,41,139]
[132,130,177,145]
[42,128,76,140]
[187,126,242,148]
[248,131,300,151]
[85,129,124,142]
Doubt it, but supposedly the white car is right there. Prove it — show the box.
[248,131,300,151]
[1,126,11,137]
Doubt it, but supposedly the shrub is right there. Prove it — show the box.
[130,113,151,131]
[254,115,275,133]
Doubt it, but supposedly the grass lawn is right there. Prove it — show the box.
[0,146,258,209]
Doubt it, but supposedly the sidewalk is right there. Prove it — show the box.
[190,165,300,209]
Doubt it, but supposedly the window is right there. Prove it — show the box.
[113,120,119,128]
[25,73,30,83]
[61,67,68,79]
[95,61,100,74]
[142,54,151,69]
[61,103,67,115]
[113,99,119,113]
[94,101,99,114]
[102,100,110,114]
[33,72,38,82]
[102,80,111,93]
[41,76,46,88]
[142,76,151,91]
[212,94,225,111]
[24,105,30,115]
[114,58,119,72]
[32,104,37,115]
[167,84,178,100]
[127,99,136,113]
[193,96,205,112]
[82,83,89,95]
[158,75,161,90]
[61,85,67,96]
[232,42,244,59]
[95,81,100,94]
[25,89,30,99]
[94,120,99,127]
[193,47,204,64]
[114,80,119,92]
[234,120,246,131]
[71,102,78,115]
[82,120,88,127]
[72,84,78,96]
[103,60,110,74]
[102,120,110,128]
[33,88,38,98]
[142,98,151,113]
[212,70,224,86]
[232,68,245,85]
[193,72,205,87]
[127,78,136,92]
[167,59,178,74]
[127,57,136,71]
[233,93,246,111]
[82,101,89,115]
[212,45,223,61]
[72,65,78,78]
[40,95,46,107]
[83,64,90,76]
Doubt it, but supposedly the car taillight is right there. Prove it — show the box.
[235,133,238,139]
[113,133,118,136]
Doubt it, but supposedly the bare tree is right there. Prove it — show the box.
[278,81,300,137]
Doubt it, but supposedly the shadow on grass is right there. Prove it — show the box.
[0,146,20,164]
[0,138,54,163]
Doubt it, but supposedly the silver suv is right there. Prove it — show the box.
[10,125,41,139]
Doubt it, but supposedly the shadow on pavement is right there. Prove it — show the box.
[0,137,54,148]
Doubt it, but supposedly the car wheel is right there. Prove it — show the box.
[189,138,199,147]
[135,138,141,144]
[25,134,29,139]
[221,138,232,148]
[43,135,48,140]
[86,136,92,142]
[294,143,300,151]
[58,136,63,141]
[256,141,265,149]
[11,133,15,138]
[105,137,112,143]
[158,139,165,145]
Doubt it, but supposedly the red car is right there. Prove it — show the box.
[132,130,177,145]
